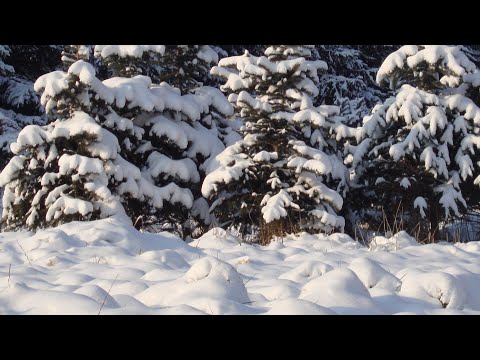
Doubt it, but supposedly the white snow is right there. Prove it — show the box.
[377,45,476,88]
[261,190,300,223]
[45,196,94,222]
[58,154,103,176]
[414,197,428,218]
[94,45,166,59]
[369,231,418,252]
[399,177,411,189]
[1,219,480,314]
[253,151,278,162]
[196,46,219,65]
[145,152,200,183]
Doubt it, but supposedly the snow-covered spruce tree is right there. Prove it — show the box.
[1,58,191,231]
[0,45,62,218]
[94,45,231,144]
[61,45,92,70]
[0,112,21,169]
[0,46,62,122]
[0,46,13,76]
[214,45,267,58]
[94,45,233,237]
[0,60,144,230]
[1,56,225,232]
[314,45,385,126]
[0,46,58,169]
[461,45,480,68]
[348,45,480,240]
[0,46,59,119]
[203,45,351,244]
[356,45,402,75]
[0,111,127,230]
[151,45,237,236]
[7,46,63,82]
[155,45,216,93]
[0,46,15,168]
[94,45,166,80]
[152,45,240,146]
[207,46,267,90]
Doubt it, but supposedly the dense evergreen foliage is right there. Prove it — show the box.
[1,44,479,245]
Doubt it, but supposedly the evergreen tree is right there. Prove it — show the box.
[0,61,131,230]
[457,45,480,68]
[0,46,13,76]
[1,58,222,231]
[94,45,233,237]
[7,46,62,81]
[94,45,166,79]
[61,45,92,69]
[214,45,265,57]
[155,45,216,93]
[0,45,63,219]
[0,46,15,169]
[0,46,60,169]
[203,45,352,244]
[315,46,379,125]
[0,112,23,169]
[348,45,480,240]
[312,45,403,127]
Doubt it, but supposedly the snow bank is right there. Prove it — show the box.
[369,231,418,252]
[1,220,480,314]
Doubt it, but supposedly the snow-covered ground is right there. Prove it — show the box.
[1,218,480,314]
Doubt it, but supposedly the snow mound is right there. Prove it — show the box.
[191,227,240,250]
[252,283,300,301]
[135,256,249,309]
[369,231,418,252]
[4,282,103,315]
[348,258,401,291]
[1,219,480,314]
[266,299,337,315]
[74,284,120,309]
[299,268,383,314]
[399,270,467,310]
[279,261,334,283]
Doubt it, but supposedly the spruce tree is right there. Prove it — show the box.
[0,46,59,169]
[315,46,379,125]
[348,45,480,240]
[94,45,233,237]
[0,61,130,230]
[203,45,352,244]
[153,45,235,237]
[0,58,202,231]
[61,45,92,70]
[0,46,15,168]
[94,45,166,79]
[0,45,63,219]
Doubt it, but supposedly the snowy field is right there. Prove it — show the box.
[1,218,480,315]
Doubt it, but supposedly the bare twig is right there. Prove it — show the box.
[16,240,32,266]
[243,273,257,286]
[98,274,119,315]
[356,223,367,245]
[194,236,203,248]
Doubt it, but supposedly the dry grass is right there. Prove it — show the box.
[92,256,108,265]
[97,274,118,315]
[361,202,443,245]
[16,240,32,266]
[46,258,57,267]
[259,218,299,246]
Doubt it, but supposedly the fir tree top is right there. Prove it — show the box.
[377,45,477,91]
